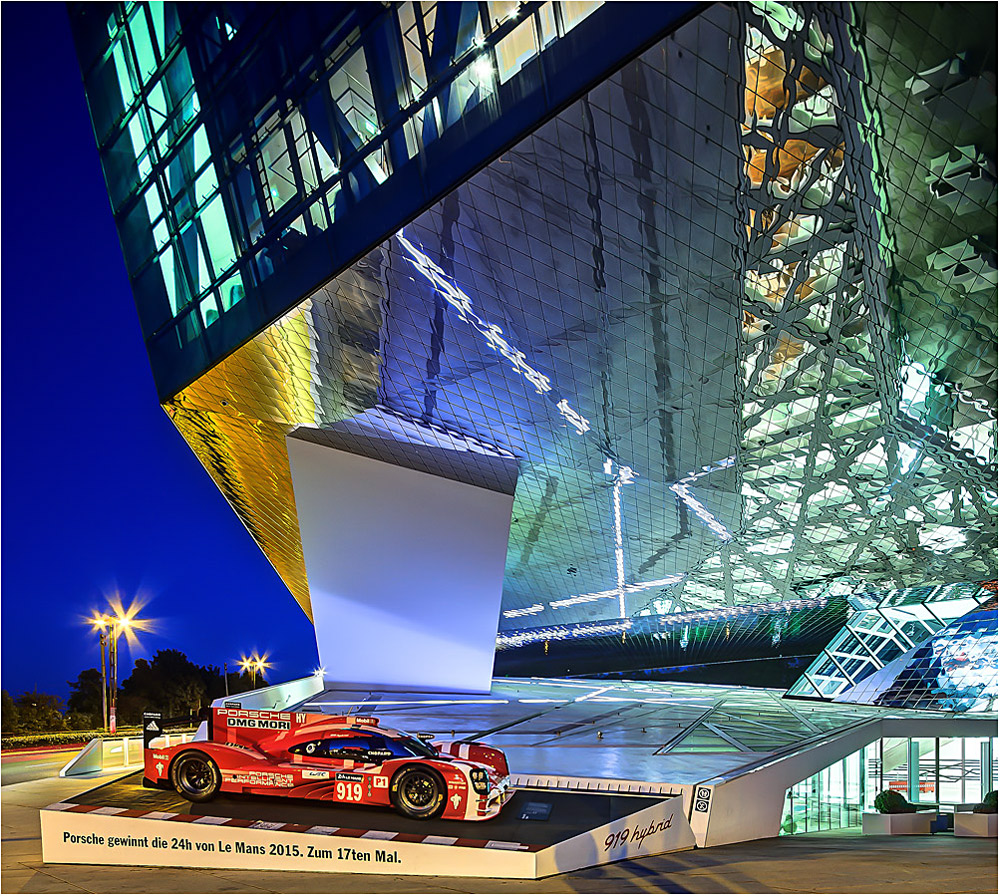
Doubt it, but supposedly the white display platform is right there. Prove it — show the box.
[41,793,695,879]
[953,812,998,838]
[861,812,934,835]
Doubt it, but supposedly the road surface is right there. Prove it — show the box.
[1,746,84,786]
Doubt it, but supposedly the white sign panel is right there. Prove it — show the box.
[41,810,535,879]
[42,794,696,880]
[537,795,695,877]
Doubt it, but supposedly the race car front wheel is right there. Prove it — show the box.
[390,766,445,819]
[170,751,221,803]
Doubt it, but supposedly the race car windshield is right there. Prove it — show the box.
[397,736,437,758]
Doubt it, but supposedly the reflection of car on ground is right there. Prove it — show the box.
[144,707,512,821]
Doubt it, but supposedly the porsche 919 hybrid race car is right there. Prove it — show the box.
[144,707,513,821]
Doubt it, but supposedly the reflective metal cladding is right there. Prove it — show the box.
[72,3,997,665]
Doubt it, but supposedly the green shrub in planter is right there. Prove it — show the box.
[973,790,997,814]
[874,789,917,814]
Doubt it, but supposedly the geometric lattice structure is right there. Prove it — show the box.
[830,595,998,713]
[787,581,993,700]
[72,2,997,675]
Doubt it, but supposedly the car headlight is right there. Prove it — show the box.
[470,768,489,794]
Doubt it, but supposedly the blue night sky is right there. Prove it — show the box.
[1,6,318,701]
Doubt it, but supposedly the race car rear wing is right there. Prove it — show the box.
[208,707,382,750]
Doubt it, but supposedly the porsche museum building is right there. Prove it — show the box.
[51,0,997,877]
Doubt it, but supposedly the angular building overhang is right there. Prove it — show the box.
[74,2,997,676]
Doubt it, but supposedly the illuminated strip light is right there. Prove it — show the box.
[497,596,829,649]
[549,574,685,608]
[608,462,636,618]
[679,455,737,483]
[308,699,510,707]
[497,621,632,649]
[669,482,733,541]
[502,603,545,618]
[666,455,736,541]
[397,235,591,435]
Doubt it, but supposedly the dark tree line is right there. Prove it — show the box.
[2,650,263,733]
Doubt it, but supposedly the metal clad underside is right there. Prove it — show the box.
[165,3,997,664]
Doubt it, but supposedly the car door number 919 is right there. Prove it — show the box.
[336,781,363,801]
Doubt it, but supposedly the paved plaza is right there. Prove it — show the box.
[3,773,995,894]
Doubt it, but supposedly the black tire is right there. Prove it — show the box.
[170,750,221,803]
[389,766,446,819]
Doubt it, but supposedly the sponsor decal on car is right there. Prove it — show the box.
[230,771,294,787]
[226,717,291,730]
[300,769,330,780]
[152,753,170,761]
[336,772,364,782]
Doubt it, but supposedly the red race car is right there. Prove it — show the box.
[143,706,512,821]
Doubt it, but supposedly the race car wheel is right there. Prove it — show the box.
[170,751,221,803]
[390,766,446,819]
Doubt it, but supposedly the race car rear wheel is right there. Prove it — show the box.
[390,766,445,819]
[170,751,221,803]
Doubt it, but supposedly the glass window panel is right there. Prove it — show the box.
[157,243,187,316]
[121,198,157,271]
[146,80,170,133]
[487,1,518,28]
[196,232,212,293]
[496,17,537,84]
[129,7,158,85]
[149,2,181,59]
[218,272,246,312]
[259,128,298,211]
[111,39,136,111]
[127,108,152,158]
[538,3,558,46]
[105,126,142,210]
[329,47,379,149]
[193,125,211,171]
[200,194,237,278]
[561,0,603,32]
[200,292,220,328]
[195,166,219,207]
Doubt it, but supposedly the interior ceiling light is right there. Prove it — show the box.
[918,524,968,553]
[397,234,591,434]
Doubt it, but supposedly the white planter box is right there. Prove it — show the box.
[862,812,933,835]
[954,812,998,838]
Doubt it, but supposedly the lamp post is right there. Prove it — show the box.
[88,606,140,735]
[90,616,110,731]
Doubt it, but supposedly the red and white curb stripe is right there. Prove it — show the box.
[43,802,542,852]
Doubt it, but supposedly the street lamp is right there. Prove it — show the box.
[86,601,147,735]
[238,652,272,689]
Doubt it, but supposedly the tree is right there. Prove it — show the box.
[1,689,17,732]
[118,650,207,722]
[64,712,96,730]
[14,691,66,733]
[67,668,104,720]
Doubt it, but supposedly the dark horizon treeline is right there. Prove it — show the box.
[1,648,266,733]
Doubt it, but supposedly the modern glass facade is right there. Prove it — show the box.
[73,3,997,671]
[70,1,697,401]
[781,734,998,835]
